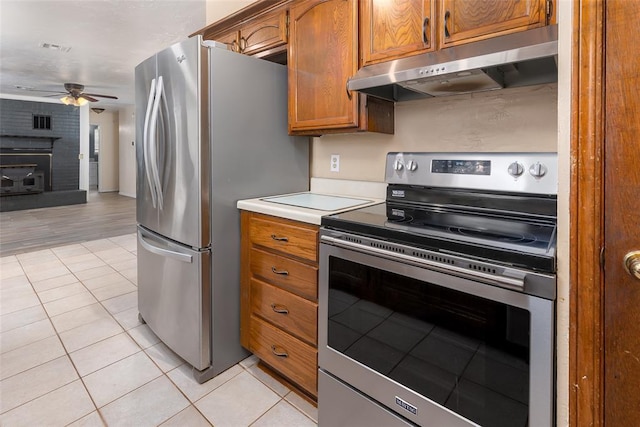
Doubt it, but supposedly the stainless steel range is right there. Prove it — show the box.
[318,152,557,427]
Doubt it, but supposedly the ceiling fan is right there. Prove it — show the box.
[21,83,118,106]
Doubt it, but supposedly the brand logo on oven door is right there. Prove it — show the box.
[395,396,417,415]
[391,189,405,198]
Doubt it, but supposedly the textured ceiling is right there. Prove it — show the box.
[0,0,208,108]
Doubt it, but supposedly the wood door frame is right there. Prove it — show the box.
[570,0,605,425]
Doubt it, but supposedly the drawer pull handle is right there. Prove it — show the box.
[271,345,289,358]
[270,234,289,242]
[271,266,289,276]
[271,303,289,314]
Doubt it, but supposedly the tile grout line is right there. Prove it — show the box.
[3,234,317,426]
[1,238,140,425]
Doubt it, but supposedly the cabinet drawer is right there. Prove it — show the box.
[249,215,318,262]
[250,315,318,396]
[251,278,317,345]
[251,247,318,300]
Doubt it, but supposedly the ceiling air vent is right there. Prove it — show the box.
[38,42,71,53]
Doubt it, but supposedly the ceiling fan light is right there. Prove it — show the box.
[60,95,88,106]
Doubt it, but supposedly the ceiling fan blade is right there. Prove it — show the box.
[83,93,118,100]
[80,94,99,102]
[23,89,66,94]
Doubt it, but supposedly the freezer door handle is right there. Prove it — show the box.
[138,231,193,263]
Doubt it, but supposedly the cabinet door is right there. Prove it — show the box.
[360,0,434,66]
[211,27,241,52]
[240,8,288,56]
[439,0,547,48]
[288,0,360,132]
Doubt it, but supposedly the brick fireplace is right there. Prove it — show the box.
[0,135,56,195]
[0,98,86,211]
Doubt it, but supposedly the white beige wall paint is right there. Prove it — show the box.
[79,105,90,197]
[556,1,572,425]
[311,84,558,181]
[90,110,119,192]
[205,0,253,25]
[118,106,136,198]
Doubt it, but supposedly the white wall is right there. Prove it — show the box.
[555,1,573,425]
[90,110,119,192]
[312,84,558,181]
[79,105,89,196]
[206,0,253,24]
[118,106,136,198]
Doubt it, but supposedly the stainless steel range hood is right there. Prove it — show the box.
[348,25,558,102]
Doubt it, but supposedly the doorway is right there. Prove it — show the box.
[89,124,100,191]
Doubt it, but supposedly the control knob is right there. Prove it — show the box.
[507,161,524,177]
[529,162,547,178]
[406,160,418,172]
[393,160,404,171]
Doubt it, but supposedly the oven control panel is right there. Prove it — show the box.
[386,152,558,195]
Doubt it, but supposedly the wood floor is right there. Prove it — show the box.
[0,191,136,257]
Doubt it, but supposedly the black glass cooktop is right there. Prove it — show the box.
[321,202,557,273]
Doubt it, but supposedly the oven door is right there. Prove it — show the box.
[318,237,555,427]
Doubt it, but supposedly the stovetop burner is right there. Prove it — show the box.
[453,226,535,243]
[385,203,556,253]
[322,202,557,272]
[321,152,558,273]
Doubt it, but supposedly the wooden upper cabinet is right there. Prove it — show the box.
[239,8,289,56]
[199,2,290,58]
[288,0,394,135]
[288,0,359,132]
[438,0,548,48]
[213,27,242,53]
[360,0,435,66]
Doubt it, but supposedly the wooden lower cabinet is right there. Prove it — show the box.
[249,316,318,396]
[251,278,317,344]
[240,211,319,398]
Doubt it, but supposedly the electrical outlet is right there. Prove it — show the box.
[330,154,340,172]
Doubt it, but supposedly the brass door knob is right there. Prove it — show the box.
[623,251,640,279]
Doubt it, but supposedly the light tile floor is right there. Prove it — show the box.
[0,233,318,427]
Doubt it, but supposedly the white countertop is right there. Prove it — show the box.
[237,191,383,225]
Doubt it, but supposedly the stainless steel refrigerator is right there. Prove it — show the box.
[135,36,309,383]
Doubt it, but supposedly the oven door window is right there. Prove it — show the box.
[327,256,531,427]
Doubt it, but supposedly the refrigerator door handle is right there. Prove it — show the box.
[143,78,158,208]
[138,230,193,263]
[149,75,164,210]
[158,78,171,195]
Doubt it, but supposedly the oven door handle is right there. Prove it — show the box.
[321,235,526,292]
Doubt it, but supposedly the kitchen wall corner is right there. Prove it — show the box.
[555,0,574,425]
